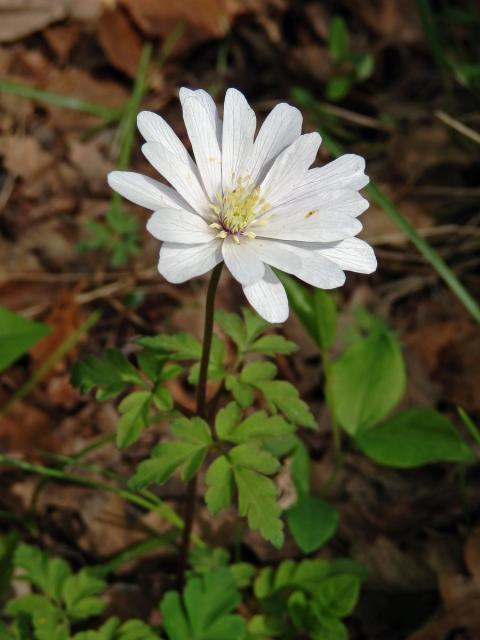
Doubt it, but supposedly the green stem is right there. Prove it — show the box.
[177,263,223,585]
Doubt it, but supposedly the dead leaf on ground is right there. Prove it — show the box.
[43,22,81,63]
[30,290,84,373]
[68,138,113,184]
[98,8,143,77]
[406,321,473,374]
[0,402,57,456]
[361,197,434,245]
[0,0,67,43]
[120,0,230,39]
[347,0,422,43]
[0,135,52,180]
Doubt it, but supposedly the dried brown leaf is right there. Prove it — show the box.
[120,0,230,38]
[97,8,143,77]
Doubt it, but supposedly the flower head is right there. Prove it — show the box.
[108,88,376,322]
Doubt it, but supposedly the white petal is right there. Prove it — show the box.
[107,171,189,211]
[158,241,223,283]
[281,242,346,288]
[268,189,369,220]
[249,238,302,273]
[259,133,322,206]
[316,237,377,274]
[179,88,222,145]
[181,96,222,200]
[142,142,210,216]
[259,210,362,243]
[301,154,369,193]
[137,111,193,169]
[243,266,288,323]
[146,208,215,244]
[222,236,265,285]
[250,239,346,289]
[247,103,302,185]
[222,88,256,192]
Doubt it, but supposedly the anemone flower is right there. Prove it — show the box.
[108,88,376,322]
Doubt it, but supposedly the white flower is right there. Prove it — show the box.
[108,88,376,323]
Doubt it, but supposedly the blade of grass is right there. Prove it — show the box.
[0,79,122,121]
[292,88,480,323]
[458,407,480,447]
[436,109,480,145]
[117,42,153,170]
[91,534,175,578]
[0,311,102,418]
[0,453,186,533]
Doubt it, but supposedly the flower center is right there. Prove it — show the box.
[208,178,270,242]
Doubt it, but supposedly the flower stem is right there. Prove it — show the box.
[177,262,223,586]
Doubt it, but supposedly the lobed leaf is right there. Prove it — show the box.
[159,569,245,640]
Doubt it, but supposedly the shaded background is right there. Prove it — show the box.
[0,1,480,638]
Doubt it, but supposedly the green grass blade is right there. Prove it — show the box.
[117,42,153,170]
[0,79,122,120]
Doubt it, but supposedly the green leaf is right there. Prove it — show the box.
[215,310,246,350]
[136,350,167,382]
[230,562,256,589]
[14,544,49,592]
[226,412,295,445]
[160,569,245,640]
[330,327,405,434]
[71,349,142,400]
[355,408,474,468]
[206,443,284,547]
[249,335,297,356]
[311,619,348,640]
[117,391,151,448]
[225,375,254,408]
[290,440,311,495]
[230,443,280,475]
[189,546,230,577]
[32,606,69,640]
[130,417,212,488]
[138,333,201,360]
[0,533,19,599]
[313,574,360,618]
[254,380,316,428]
[240,362,277,384]
[0,306,50,373]
[152,385,173,412]
[73,617,121,640]
[254,559,333,599]
[188,335,225,384]
[205,456,235,514]
[354,52,375,80]
[117,619,160,640]
[313,290,337,352]
[62,569,106,620]
[46,557,72,601]
[242,308,269,343]
[234,467,283,547]
[275,273,317,341]
[246,614,288,639]
[328,16,349,63]
[6,593,55,617]
[215,402,242,441]
[287,496,339,554]
[325,76,352,101]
